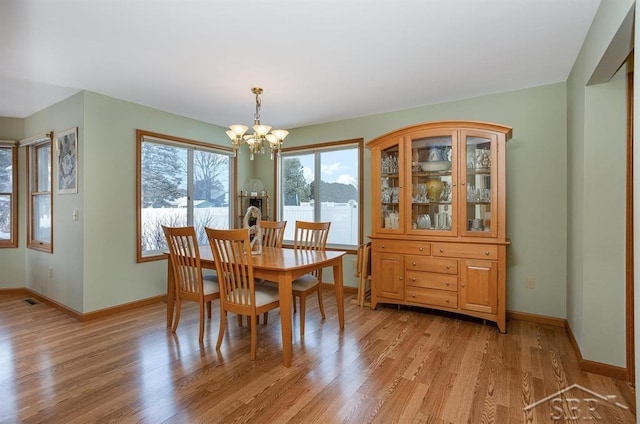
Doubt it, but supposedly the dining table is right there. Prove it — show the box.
[166,245,347,367]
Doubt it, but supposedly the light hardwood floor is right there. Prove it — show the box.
[0,292,635,423]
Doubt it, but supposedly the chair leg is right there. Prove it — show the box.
[299,294,307,337]
[172,298,182,333]
[237,314,244,327]
[263,312,269,325]
[250,314,257,360]
[317,285,326,319]
[293,295,297,313]
[207,300,212,319]
[198,302,205,344]
[216,310,227,351]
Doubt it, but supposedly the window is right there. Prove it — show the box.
[24,133,53,252]
[277,139,363,249]
[0,141,17,247]
[136,130,235,261]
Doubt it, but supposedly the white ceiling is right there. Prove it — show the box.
[0,0,601,129]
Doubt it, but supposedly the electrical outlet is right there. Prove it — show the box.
[526,276,536,289]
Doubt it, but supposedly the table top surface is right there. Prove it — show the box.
[197,245,346,271]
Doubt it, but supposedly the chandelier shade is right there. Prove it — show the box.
[227,87,288,160]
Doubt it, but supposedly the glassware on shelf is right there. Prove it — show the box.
[441,181,451,202]
[435,212,451,230]
[466,184,491,203]
[384,211,400,229]
[474,148,491,169]
[391,187,399,203]
[381,155,399,173]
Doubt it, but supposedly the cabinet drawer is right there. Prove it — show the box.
[406,256,457,274]
[406,271,458,291]
[406,287,458,308]
[432,243,498,260]
[373,239,430,255]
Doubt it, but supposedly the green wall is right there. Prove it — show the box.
[82,92,234,312]
[277,83,568,318]
[0,117,26,288]
[567,0,634,368]
[22,92,85,311]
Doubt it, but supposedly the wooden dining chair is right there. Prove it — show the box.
[237,220,286,327]
[355,242,372,307]
[162,226,220,343]
[205,227,280,360]
[292,220,331,337]
[238,220,286,326]
[253,219,288,302]
[260,220,287,248]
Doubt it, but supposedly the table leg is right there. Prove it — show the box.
[166,258,175,328]
[333,258,345,329]
[278,272,293,367]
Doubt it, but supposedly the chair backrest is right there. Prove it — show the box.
[355,241,372,278]
[205,228,257,312]
[260,220,287,248]
[163,226,204,299]
[294,221,331,251]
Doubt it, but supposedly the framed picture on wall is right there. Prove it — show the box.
[56,127,78,194]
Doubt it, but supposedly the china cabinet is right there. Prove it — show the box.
[367,121,511,332]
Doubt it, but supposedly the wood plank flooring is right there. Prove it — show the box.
[0,292,635,423]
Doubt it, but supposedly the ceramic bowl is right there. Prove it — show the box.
[420,161,451,172]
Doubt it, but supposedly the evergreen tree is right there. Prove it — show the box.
[283,158,310,204]
[0,148,11,193]
[141,143,183,207]
[310,180,358,202]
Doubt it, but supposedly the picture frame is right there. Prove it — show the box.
[56,127,78,194]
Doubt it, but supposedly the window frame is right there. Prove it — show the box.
[0,141,18,248]
[23,132,53,252]
[136,129,236,262]
[275,138,363,252]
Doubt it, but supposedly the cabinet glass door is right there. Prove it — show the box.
[461,132,496,237]
[408,134,454,235]
[378,140,402,232]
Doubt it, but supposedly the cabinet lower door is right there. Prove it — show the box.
[374,252,404,300]
[460,260,497,314]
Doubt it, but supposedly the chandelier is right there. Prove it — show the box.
[226,87,289,160]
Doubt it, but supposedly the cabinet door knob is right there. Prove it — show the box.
[485,251,490,255]
[461,182,466,186]
[445,299,450,303]
[412,262,417,267]
[419,247,423,252]
[461,283,465,288]
[399,276,403,281]
[446,265,450,269]
[445,282,450,286]
[411,278,416,282]
[381,245,385,249]
[412,293,416,298]
[439,248,444,253]
[452,183,457,187]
